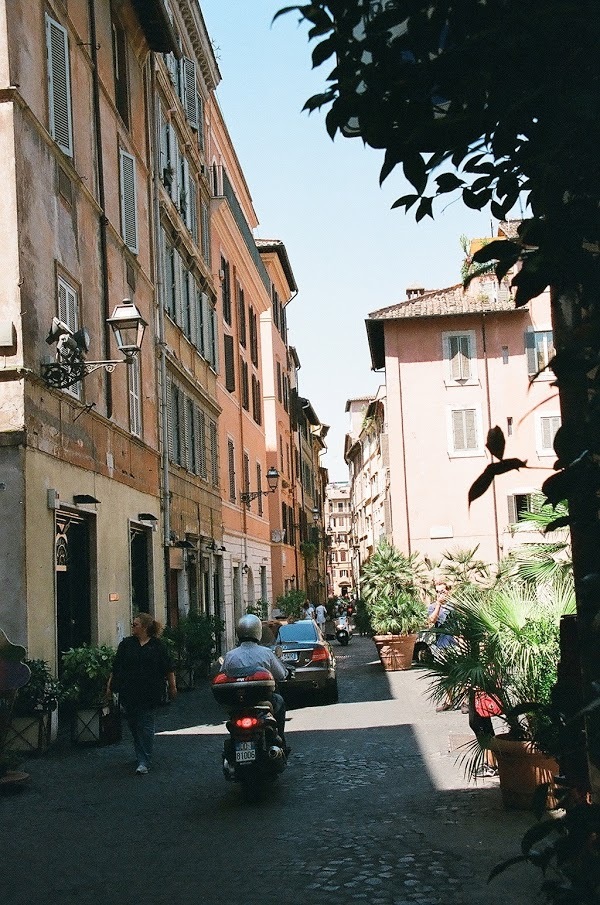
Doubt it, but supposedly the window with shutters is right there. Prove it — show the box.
[128,354,142,437]
[256,463,263,516]
[276,361,282,403]
[243,453,250,508]
[251,375,262,425]
[537,413,561,456]
[227,438,236,502]
[57,274,81,399]
[237,283,246,347]
[526,329,555,378]
[168,382,183,465]
[443,331,476,384]
[447,405,483,456]
[249,307,258,366]
[221,257,231,324]
[45,14,73,157]
[196,94,205,151]
[507,493,533,525]
[209,419,219,487]
[119,149,138,253]
[111,14,129,128]
[185,397,196,473]
[180,58,198,128]
[201,202,210,264]
[224,333,235,392]
[196,408,207,480]
[240,360,249,411]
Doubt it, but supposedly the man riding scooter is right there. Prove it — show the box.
[221,614,290,752]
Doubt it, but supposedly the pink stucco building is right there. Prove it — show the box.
[365,226,560,565]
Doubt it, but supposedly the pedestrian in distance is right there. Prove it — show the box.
[428,580,456,712]
[315,602,327,633]
[305,600,316,619]
[106,612,177,774]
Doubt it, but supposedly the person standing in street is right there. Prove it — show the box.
[315,602,327,634]
[106,612,177,774]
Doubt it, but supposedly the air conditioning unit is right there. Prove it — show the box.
[271,529,285,543]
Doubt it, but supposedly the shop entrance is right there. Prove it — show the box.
[55,512,91,662]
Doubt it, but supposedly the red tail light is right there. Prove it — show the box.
[311,645,329,663]
[234,716,259,730]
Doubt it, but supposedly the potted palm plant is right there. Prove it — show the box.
[423,574,575,808]
[370,591,429,670]
[360,540,428,670]
[60,644,119,746]
[163,612,224,688]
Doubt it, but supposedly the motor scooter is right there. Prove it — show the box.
[335,613,351,646]
[211,666,289,796]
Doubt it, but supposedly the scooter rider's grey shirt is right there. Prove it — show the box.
[222,641,287,682]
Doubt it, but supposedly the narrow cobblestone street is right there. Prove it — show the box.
[2,637,541,905]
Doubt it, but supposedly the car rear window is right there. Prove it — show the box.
[277,621,318,643]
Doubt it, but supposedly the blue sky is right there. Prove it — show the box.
[200,1,494,480]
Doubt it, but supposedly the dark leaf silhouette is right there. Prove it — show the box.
[486,426,506,460]
[545,516,570,533]
[468,459,527,505]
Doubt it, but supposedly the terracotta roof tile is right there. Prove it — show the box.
[368,284,517,320]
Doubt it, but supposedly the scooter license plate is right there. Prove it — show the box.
[235,741,256,763]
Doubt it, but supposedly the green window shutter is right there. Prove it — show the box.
[46,14,73,157]
[224,333,235,392]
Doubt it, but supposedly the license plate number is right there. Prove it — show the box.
[282,652,298,661]
[235,741,256,763]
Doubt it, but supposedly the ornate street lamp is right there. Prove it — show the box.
[240,466,279,504]
[42,299,147,390]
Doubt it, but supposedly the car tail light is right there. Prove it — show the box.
[311,645,329,663]
[234,716,259,730]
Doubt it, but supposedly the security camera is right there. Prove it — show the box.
[46,317,73,345]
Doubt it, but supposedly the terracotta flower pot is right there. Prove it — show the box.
[490,733,559,811]
[377,634,417,671]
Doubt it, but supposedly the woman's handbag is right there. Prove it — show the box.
[474,691,502,718]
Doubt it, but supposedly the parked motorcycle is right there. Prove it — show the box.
[211,667,288,794]
[335,614,351,646]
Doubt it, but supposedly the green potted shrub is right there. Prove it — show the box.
[163,612,224,688]
[60,644,118,746]
[5,659,61,754]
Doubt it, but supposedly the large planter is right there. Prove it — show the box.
[4,707,57,754]
[490,733,559,811]
[376,634,417,671]
[71,703,122,747]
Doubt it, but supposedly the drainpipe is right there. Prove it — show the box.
[148,55,172,621]
[481,313,501,561]
[88,0,112,417]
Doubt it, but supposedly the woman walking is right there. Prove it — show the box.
[107,613,176,774]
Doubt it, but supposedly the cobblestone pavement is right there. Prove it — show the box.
[1,636,541,905]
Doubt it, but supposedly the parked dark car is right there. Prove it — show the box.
[261,619,338,704]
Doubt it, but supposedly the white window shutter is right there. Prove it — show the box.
[210,303,218,371]
[180,58,198,128]
[119,149,138,253]
[58,277,78,330]
[541,415,560,452]
[45,15,73,157]
[449,334,471,380]
[159,106,169,182]
[201,201,210,263]
[187,171,198,241]
[196,94,205,150]
[166,379,174,462]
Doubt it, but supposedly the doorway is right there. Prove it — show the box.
[130,526,151,614]
[56,512,92,661]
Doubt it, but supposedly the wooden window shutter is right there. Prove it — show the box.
[525,330,537,376]
[196,407,207,480]
[541,415,560,451]
[168,124,180,205]
[196,93,205,150]
[128,355,142,437]
[256,463,263,516]
[119,149,138,252]
[184,397,195,472]
[201,201,210,264]
[166,378,175,462]
[228,439,236,502]
[237,284,246,347]
[224,333,235,392]
[221,258,231,324]
[209,303,218,371]
[452,408,477,451]
[180,58,199,128]
[209,419,219,486]
[187,171,198,242]
[243,453,250,507]
[507,495,517,526]
[45,15,73,157]
[449,334,471,380]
